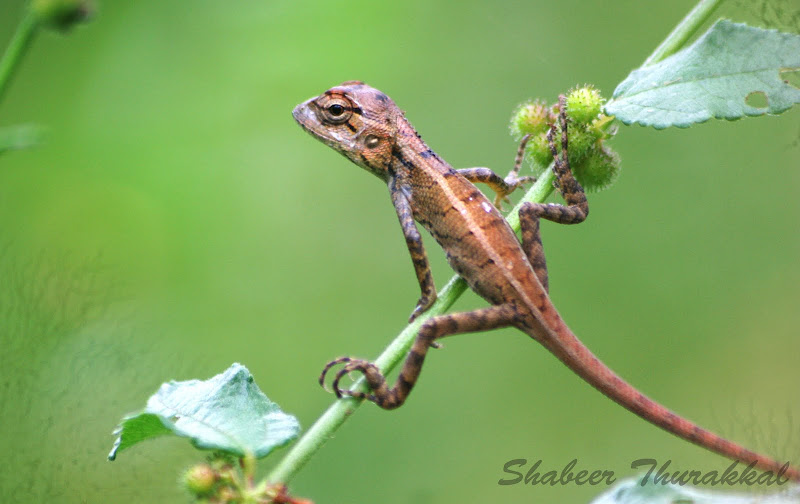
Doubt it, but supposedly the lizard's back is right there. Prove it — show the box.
[398,134,541,310]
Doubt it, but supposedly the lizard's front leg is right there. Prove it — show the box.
[389,178,437,322]
[457,134,535,209]
[320,304,517,409]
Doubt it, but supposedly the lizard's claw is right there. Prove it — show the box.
[408,294,436,322]
[319,357,352,393]
[493,194,513,210]
[320,358,385,403]
[493,175,536,211]
[332,363,373,401]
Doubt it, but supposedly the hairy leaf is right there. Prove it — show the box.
[591,475,799,504]
[109,363,300,460]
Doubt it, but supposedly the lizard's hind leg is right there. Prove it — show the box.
[320,304,517,409]
[518,95,589,291]
[519,205,550,292]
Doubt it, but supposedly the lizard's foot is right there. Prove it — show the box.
[319,357,387,403]
[493,174,536,209]
[492,132,536,210]
[332,360,384,401]
[319,356,352,393]
[408,293,437,323]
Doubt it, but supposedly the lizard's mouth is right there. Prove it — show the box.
[291,100,318,135]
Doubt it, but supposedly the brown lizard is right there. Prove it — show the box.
[292,81,799,480]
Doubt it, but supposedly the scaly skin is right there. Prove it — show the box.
[292,81,799,481]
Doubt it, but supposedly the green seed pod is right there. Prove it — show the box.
[565,125,600,165]
[510,100,550,140]
[31,0,92,31]
[183,464,217,497]
[573,145,621,193]
[566,86,604,125]
[217,486,239,502]
[526,132,553,173]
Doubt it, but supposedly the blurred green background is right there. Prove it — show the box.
[1,0,799,502]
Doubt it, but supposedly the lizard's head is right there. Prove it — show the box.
[292,81,399,180]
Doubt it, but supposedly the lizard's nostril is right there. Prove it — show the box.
[292,97,318,122]
[291,103,311,123]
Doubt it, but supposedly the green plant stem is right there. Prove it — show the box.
[0,9,40,104]
[642,0,724,66]
[266,169,557,485]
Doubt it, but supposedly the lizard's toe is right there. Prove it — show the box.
[332,362,371,399]
[319,357,352,391]
[409,294,436,322]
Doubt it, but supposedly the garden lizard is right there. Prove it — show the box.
[292,81,799,480]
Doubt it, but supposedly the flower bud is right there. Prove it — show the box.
[566,86,604,125]
[510,100,550,139]
[183,464,217,497]
[573,146,621,192]
[564,126,600,165]
[31,0,93,31]
[526,132,553,172]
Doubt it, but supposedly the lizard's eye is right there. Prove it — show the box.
[320,97,353,124]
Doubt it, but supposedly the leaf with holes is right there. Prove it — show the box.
[605,20,800,129]
[108,363,300,460]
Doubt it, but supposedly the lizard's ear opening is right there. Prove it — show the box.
[364,134,381,149]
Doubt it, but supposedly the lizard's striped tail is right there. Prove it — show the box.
[528,321,800,481]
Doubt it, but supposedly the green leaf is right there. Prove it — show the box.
[0,124,44,154]
[590,475,800,504]
[108,363,300,460]
[108,413,173,459]
[605,20,800,129]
